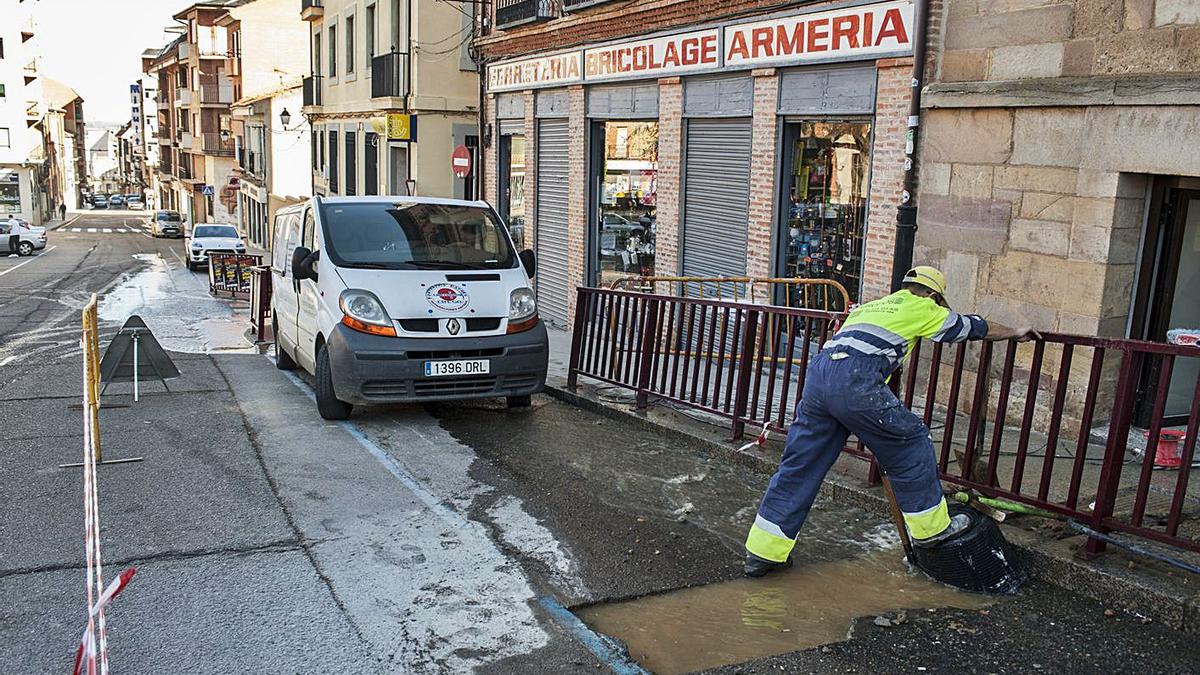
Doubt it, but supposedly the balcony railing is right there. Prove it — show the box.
[370,51,409,99]
[158,160,173,175]
[175,88,193,106]
[177,158,193,181]
[177,130,194,149]
[201,132,235,156]
[301,0,324,21]
[495,0,559,29]
[199,82,234,105]
[562,0,613,9]
[303,75,323,106]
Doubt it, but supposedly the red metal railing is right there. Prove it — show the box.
[567,287,1200,556]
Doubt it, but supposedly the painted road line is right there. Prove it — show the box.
[0,246,56,277]
[538,597,649,675]
[0,355,16,368]
[87,228,97,233]
[102,228,113,233]
[166,247,184,266]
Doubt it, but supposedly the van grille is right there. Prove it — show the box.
[398,318,503,333]
[413,376,497,397]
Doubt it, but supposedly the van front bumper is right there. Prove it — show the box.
[325,321,549,405]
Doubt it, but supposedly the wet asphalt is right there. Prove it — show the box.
[3,212,1200,674]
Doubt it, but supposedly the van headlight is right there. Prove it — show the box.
[508,287,536,321]
[339,289,397,337]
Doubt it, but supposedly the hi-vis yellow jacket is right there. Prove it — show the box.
[822,290,988,371]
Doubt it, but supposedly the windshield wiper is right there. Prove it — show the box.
[345,262,400,270]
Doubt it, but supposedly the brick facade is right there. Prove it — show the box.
[654,77,683,277]
[860,58,913,302]
[745,69,779,286]
[482,0,923,322]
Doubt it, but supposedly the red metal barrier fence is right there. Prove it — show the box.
[567,287,1200,556]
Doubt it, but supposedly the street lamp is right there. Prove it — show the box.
[279,108,291,128]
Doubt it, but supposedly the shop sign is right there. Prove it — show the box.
[584,28,720,82]
[488,51,583,93]
[387,113,418,141]
[724,0,913,68]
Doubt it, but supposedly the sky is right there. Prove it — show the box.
[35,0,195,127]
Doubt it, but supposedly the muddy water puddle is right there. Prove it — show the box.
[579,550,991,674]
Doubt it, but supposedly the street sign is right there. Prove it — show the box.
[451,145,472,178]
[201,184,214,196]
[386,113,417,142]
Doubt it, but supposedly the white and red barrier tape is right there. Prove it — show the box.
[75,302,134,675]
[737,422,771,453]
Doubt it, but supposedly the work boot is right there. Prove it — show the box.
[743,552,793,578]
[914,513,971,548]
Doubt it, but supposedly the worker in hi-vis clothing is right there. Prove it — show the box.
[744,266,1040,577]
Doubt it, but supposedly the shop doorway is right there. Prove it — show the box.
[1132,182,1200,425]
[776,120,872,309]
[589,120,658,288]
[389,145,409,196]
[498,132,527,250]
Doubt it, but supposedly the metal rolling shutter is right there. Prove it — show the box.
[682,118,752,279]
[535,118,570,327]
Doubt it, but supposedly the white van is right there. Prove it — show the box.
[269,195,548,420]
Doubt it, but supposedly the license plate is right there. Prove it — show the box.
[424,359,490,377]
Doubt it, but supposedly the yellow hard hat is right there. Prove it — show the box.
[903,266,948,296]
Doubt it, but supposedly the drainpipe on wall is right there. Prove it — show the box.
[890,0,931,292]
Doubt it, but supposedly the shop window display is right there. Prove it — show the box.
[783,121,871,307]
[502,135,527,250]
[597,121,657,287]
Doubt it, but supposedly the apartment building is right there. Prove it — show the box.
[0,0,46,223]
[145,0,309,226]
[219,0,310,247]
[301,0,479,200]
[232,84,310,249]
[40,77,85,210]
[136,76,162,207]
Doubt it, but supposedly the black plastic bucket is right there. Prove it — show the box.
[909,503,1028,595]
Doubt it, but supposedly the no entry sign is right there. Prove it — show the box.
[451,145,472,178]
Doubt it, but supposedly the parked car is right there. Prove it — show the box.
[185,223,245,271]
[108,195,125,207]
[0,218,47,256]
[149,210,185,238]
[91,195,108,209]
[125,195,145,210]
[270,195,547,420]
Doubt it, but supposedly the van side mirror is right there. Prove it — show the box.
[292,246,318,281]
[518,249,537,278]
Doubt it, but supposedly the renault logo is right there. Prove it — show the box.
[446,318,461,336]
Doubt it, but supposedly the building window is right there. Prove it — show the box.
[780,121,872,305]
[345,15,356,75]
[595,121,658,285]
[0,38,5,59]
[328,25,337,78]
[329,129,339,193]
[0,128,10,148]
[313,32,322,76]
[345,131,357,196]
[0,83,5,99]
[391,0,403,52]
[365,4,376,66]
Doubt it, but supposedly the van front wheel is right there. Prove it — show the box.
[506,395,532,409]
[316,344,352,420]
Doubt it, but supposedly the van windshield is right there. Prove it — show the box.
[319,202,515,270]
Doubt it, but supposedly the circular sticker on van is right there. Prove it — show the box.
[426,283,470,312]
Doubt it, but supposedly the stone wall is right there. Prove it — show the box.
[938,0,1200,82]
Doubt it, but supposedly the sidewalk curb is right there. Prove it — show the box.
[48,214,81,231]
[542,380,1200,634]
